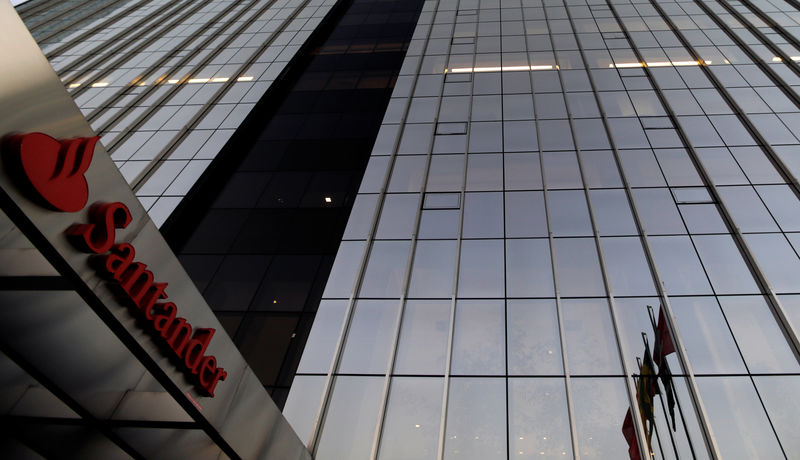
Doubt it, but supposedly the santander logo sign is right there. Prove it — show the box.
[6,132,226,397]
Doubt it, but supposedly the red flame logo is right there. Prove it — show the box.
[7,132,99,212]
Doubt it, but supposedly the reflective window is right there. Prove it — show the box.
[718,296,800,373]
[753,376,800,455]
[505,239,555,298]
[599,237,657,296]
[505,191,548,237]
[553,238,606,297]
[649,236,712,295]
[316,376,384,460]
[562,299,622,375]
[463,192,504,238]
[339,300,399,374]
[458,240,505,298]
[670,297,746,374]
[394,300,451,375]
[297,300,348,373]
[508,378,573,458]
[360,241,411,298]
[408,241,458,298]
[378,377,443,460]
[451,300,505,375]
[548,190,593,236]
[283,375,326,445]
[692,234,759,295]
[444,378,507,460]
[696,377,785,460]
[507,300,563,375]
[570,378,630,459]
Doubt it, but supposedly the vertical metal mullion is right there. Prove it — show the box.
[368,14,448,460]
[306,10,434,457]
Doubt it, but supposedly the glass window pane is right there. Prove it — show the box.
[563,299,623,375]
[504,152,543,190]
[755,185,800,232]
[427,155,465,192]
[507,300,563,375]
[360,241,411,298]
[692,234,759,294]
[553,238,606,297]
[394,300,451,375]
[753,376,800,455]
[458,240,505,298]
[283,375,326,445]
[717,186,779,233]
[696,377,784,460]
[505,191,548,237]
[378,377,443,460]
[582,150,623,188]
[570,378,630,459]
[548,190,593,237]
[389,156,427,192]
[376,194,421,239]
[505,239,555,298]
[418,209,460,239]
[648,236,712,295]
[590,189,638,236]
[508,378,573,458]
[466,154,503,191]
[297,300,348,373]
[744,234,800,294]
[339,300,399,374]
[670,297,746,374]
[316,376,384,460]
[324,241,367,298]
[543,151,583,189]
[600,237,657,296]
[451,300,505,375]
[632,188,686,235]
[718,296,800,373]
[444,378,507,460]
[408,241,457,298]
[463,192,504,238]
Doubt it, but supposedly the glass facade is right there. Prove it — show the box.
[18,0,800,457]
[283,0,800,457]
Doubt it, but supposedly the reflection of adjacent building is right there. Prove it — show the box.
[13,0,800,458]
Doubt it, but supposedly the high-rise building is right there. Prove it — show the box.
[9,0,800,458]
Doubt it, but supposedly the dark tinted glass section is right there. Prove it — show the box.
[162,0,424,408]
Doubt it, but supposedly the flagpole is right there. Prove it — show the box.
[636,354,665,460]
[642,332,678,459]
[647,305,697,459]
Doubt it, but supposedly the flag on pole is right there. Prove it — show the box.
[622,409,642,460]
[637,343,657,451]
[652,307,678,431]
[653,307,675,368]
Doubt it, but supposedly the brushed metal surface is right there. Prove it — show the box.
[0,3,310,459]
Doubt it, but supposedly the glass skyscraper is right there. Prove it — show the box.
[15,0,800,458]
